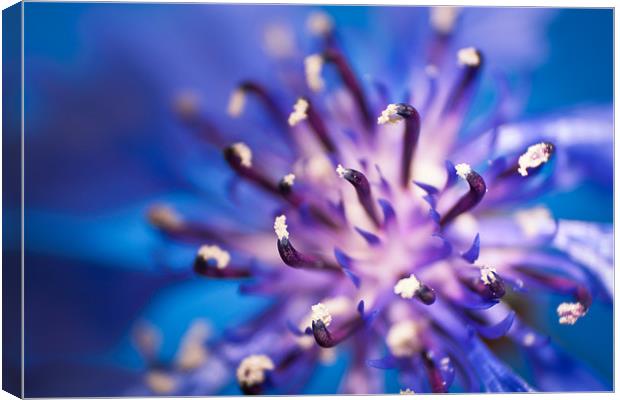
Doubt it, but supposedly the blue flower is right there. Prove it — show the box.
[23,4,612,395]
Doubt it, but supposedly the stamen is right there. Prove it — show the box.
[197,245,231,269]
[236,354,275,389]
[336,165,381,227]
[386,320,421,357]
[322,49,374,129]
[174,91,200,119]
[440,163,486,227]
[229,142,253,168]
[312,315,363,348]
[336,164,347,178]
[515,206,555,238]
[311,303,333,327]
[517,142,554,176]
[394,274,436,305]
[377,104,401,125]
[292,97,337,152]
[288,98,309,126]
[229,82,290,131]
[377,103,421,187]
[479,266,497,285]
[457,47,481,67]
[278,173,296,195]
[274,215,340,271]
[227,88,246,117]
[454,163,472,179]
[305,54,326,92]
[147,204,183,231]
[307,11,333,36]
[394,274,422,299]
[557,302,586,325]
[175,320,211,370]
[443,47,483,115]
[146,371,177,394]
[430,6,461,35]
[274,215,289,240]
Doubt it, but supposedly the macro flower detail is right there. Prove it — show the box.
[135,6,613,395]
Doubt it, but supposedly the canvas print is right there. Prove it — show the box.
[2,2,614,397]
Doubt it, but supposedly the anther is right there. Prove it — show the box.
[440,163,486,227]
[386,320,422,357]
[557,302,586,325]
[377,103,421,187]
[394,274,436,305]
[236,354,275,394]
[518,142,554,176]
[336,165,381,227]
[430,6,461,35]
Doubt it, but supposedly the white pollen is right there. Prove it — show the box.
[457,47,481,67]
[147,205,183,230]
[282,173,296,186]
[197,245,231,269]
[400,388,415,395]
[523,332,536,346]
[430,6,460,34]
[393,275,422,299]
[146,371,177,394]
[454,163,472,180]
[557,302,586,325]
[311,302,333,327]
[515,206,555,238]
[236,354,275,386]
[174,91,200,117]
[227,88,246,117]
[231,142,252,167]
[274,215,289,240]
[307,11,333,36]
[336,164,347,178]
[518,142,552,176]
[288,98,309,126]
[479,266,497,285]
[305,54,325,92]
[386,320,421,357]
[377,104,403,125]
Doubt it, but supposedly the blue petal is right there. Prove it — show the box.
[378,198,396,226]
[471,311,516,339]
[334,247,361,288]
[354,226,381,246]
[466,336,535,392]
[461,233,480,264]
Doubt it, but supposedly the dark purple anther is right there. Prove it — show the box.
[322,49,374,130]
[193,256,251,279]
[312,318,363,348]
[393,103,421,188]
[276,238,340,272]
[337,165,381,227]
[440,165,486,227]
[460,268,506,301]
[417,284,437,305]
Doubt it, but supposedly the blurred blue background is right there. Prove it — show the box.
[13,4,612,396]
